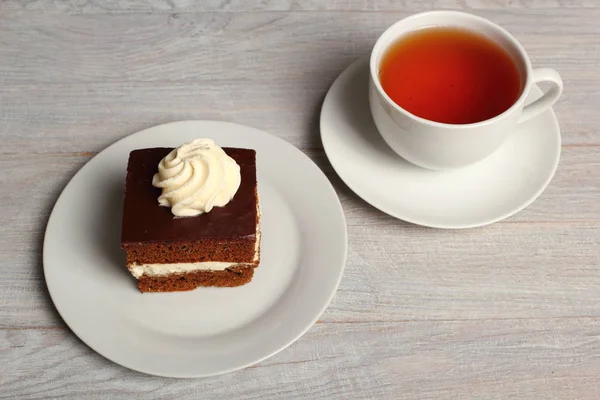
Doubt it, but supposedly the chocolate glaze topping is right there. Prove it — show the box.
[121,147,257,244]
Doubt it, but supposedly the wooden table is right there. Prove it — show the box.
[1,1,599,398]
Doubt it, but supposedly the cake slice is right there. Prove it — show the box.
[120,144,260,292]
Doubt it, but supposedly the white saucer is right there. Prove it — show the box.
[43,120,347,377]
[320,58,561,229]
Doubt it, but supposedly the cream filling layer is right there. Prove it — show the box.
[129,261,240,278]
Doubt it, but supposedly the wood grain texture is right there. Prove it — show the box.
[1,1,600,399]
[4,214,600,327]
[2,319,600,399]
[0,10,599,152]
[1,151,599,329]
[2,0,600,13]
[2,10,599,84]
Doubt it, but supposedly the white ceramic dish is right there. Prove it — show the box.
[320,58,561,229]
[43,120,347,377]
[368,11,563,170]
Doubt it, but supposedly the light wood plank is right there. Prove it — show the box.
[0,82,327,153]
[0,146,598,234]
[1,149,598,328]
[0,10,598,149]
[335,222,600,322]
[4,219,600,327]
[0,80,597,152]
[2,80,597,153]
[2,0,599,14]
[0,10,597,84]
[2,319,600,399]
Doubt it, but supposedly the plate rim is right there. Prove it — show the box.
[43,119,348,377]
[320,58,561,229]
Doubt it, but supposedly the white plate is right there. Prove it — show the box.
[320,58,561,229]
[43,120,347,377]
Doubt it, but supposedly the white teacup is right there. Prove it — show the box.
[369,11,563,170]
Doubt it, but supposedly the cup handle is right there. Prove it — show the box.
[518,68,563,124]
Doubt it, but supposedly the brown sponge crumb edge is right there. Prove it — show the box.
[136,264,256,293]
[123,237,257,265]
